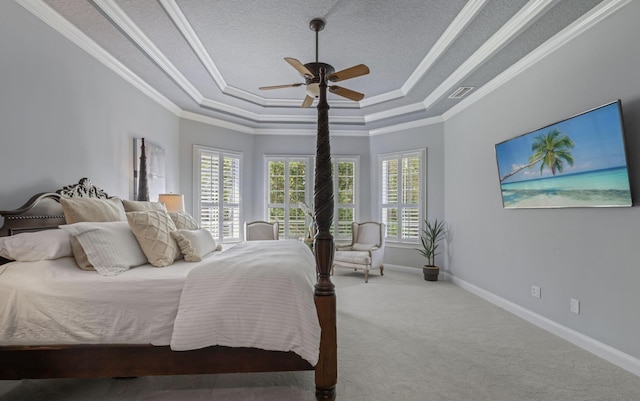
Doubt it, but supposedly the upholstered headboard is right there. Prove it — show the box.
[0,178,110,238]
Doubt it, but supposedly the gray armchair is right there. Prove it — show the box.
[244,221,279,241]
[332,221,385,283]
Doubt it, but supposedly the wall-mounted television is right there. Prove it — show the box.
[494,100,632,209]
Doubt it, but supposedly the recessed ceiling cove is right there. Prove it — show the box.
[26,0,610,134]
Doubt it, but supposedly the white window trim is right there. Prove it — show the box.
[193,145,243,243]
[379,148,426,244]
[264,155,315,239]
[264,155,360,240]
[332,156,360,240]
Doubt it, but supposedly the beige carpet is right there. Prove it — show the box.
[1,266,639,401]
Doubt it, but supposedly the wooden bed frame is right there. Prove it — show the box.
[0,74,337,399]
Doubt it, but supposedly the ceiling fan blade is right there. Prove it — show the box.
[285,57,314,78]
[329,86,365,101]
[327,64,370,82]
[259,83,304,90]
[301,95,314,108]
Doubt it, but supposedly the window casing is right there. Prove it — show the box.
[194,145,242,243]
[265,156,359,240]
[333,158,358,238]
[379,149,425,243]
[266,157,312,239]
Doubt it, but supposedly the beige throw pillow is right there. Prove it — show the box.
[61,197,126,224]
[126,211,179,267]
[168,212,199,230]
[122,200,167,212]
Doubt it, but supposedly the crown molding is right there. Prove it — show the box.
[157,0,226,92]
[369,116,444,136]
[16,0,630,137]
[15,0,182,116]
[422,0,559,113]
[441,0,632,122]
[401,0,489,95]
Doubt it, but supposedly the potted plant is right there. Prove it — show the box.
[417,219,446,281]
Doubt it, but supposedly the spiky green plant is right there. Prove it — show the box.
[416,219,446,266]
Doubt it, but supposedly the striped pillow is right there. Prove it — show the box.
[59,221,147,276]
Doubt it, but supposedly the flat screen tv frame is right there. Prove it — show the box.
[494,100,633,209]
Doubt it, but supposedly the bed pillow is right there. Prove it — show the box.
[168,211,199,230]
[126,211,179,267]
[60,197,126,224]
[0,229,72,262]
[60,197,127,270]
[59,221,147,276]
[171,229,220,262]
[122,200,167,212]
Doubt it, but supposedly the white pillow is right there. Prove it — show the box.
[59,221,147,276]
[171,229,220,262]
[352,243,376,251]
[0,229,72,262]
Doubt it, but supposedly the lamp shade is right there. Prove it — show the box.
[158,193,185,212]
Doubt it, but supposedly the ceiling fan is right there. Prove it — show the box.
[259,18,370,108]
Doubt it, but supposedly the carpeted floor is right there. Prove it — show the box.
[1,266,639,400]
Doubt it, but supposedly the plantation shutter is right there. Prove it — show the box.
[195,146,242,242]
[380,149,425,243]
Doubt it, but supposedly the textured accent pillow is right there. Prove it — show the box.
[122,200,167,212]
[168,212,199,230]
[171,229,220,262]
[126,211,179,267]
[59,221,147,276]
[352,243,376,251]
[60,197,126,224]
[0,229,72,262]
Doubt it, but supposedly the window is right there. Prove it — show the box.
[334,158,358,238]
[194,145,242,242]
[266,157,312,239]
[380,149,425,243]
[265,156,359,240]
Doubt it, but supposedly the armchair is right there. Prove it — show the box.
[244,221,279,241]
[332,221,385,283]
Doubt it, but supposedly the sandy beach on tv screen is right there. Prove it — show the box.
[505,192,631,208]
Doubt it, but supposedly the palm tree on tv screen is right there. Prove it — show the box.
[500,129,575,182]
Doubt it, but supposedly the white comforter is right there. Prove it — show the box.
[0,240,320,365]
[170,240,321,365]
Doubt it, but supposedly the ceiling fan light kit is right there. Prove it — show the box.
[259,18,369,107]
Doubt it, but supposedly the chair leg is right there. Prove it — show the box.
[364,268,369,283]
[330,264,334,276]
[380,264,384,276]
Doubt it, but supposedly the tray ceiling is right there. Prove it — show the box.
[19,0,617,135]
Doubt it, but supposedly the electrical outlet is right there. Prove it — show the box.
[531,285,541,298]
[570,298,580,314]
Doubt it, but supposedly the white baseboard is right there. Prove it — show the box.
[385,265,640,377]
[440,271,640,378]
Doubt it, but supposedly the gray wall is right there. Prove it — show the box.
[370,123,446,269]
[444,1,640,359]
[0,1,179,214]
[178,119,255,218]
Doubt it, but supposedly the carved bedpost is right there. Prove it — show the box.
[314,68,337,401]
[137,138,149,201]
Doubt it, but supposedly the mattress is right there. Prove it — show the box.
[0,253,218,346]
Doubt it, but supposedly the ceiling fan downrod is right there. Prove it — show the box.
[309,18,325,64]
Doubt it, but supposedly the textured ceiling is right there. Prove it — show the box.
[21,0,612,134]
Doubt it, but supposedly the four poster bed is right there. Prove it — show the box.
[0,74,337,400]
